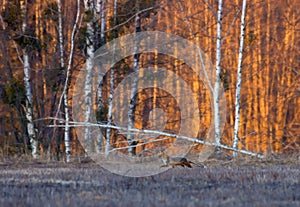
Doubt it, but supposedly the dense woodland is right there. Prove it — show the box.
[0,0,299,160]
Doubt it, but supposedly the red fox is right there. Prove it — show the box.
[158,151,205,168]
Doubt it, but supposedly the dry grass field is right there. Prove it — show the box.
[0,156,299,207]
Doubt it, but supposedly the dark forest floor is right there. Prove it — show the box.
[0,155,299,207]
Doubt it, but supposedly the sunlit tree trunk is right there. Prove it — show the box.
[214,0,223,154]
[233,0,247,157]
[256,3,267,154]
[265,0,272,154]
[278,3,297,153]
[127,0,141,156]
[20,0,38,158]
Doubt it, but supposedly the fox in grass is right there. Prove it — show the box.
[159,151,205,168]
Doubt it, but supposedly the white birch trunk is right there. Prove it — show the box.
[100,0,106,45]
[94,0,101,47]
[95,0,101,153]
[57,0,71,162]
[105,65,114,156]
[57,0,65,69]
[233,0,247,157]
[96,81,103,154]
[23,50,38,158]
[127,0,141,156]
[214,0,223,154]
[20,0,38,158]
[57,0,80,162]
[96,0,106,154]
[63,83,70,161]
[105,0,117,156]
[84,0,95,154]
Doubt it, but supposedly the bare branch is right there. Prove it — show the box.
[221,9,240,45]
[56,0,81,118]
[48,122,265,158]
[177,1,214,92]
[201,0,217,19]
[103,6,156,33]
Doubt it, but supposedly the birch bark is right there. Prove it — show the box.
[100,0,106,46]
[233,0,247,157]
[20,0,38,158]
[105,0,117,156]
[127,0,141,156]
[95,0,106,153]
[57,0,71,162]
[57,0,80,161]
[84,0,95,154]
[214,0,223,154]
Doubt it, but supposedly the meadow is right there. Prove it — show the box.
[0,156,299,207]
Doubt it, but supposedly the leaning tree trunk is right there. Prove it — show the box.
[20,0,38,158]
[233,0,247,157]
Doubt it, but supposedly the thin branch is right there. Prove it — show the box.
[0,15,24,64]
[0,14,6,30]
[12,41,24,65]
[55,1,81,118]
[103,6,156,33]
[201,0,217,19]
[177,1,214,92]
[221,9,240,45]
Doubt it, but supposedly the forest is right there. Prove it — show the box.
[0,0,299,164]
[0,0,299,206]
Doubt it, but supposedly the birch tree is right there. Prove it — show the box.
[84,0,95,154]
[127,0,141,156]
[100,0,106,46]
[57,0,80,162]
[92,0,105,154]
[214,0,223,154]
[57,0,65,72]
[105,0,118,156]
[232,0,247,156]
[20,0,38,158]
[96,0,106,113]
[57,0,72,161]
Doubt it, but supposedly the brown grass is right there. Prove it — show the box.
[0,155,299,207]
